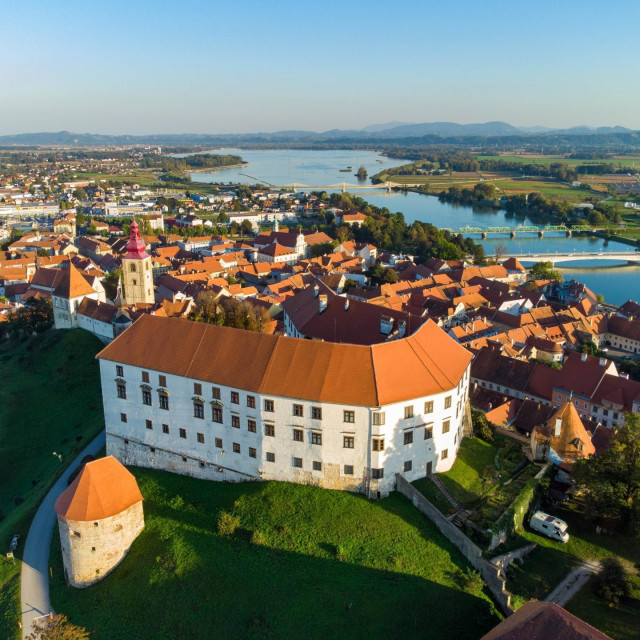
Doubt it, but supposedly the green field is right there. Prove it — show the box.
[0,329,106,640]
[476,155,640,168]
[50,470,501,640]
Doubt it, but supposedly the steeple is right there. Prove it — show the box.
[124,219,149,260]
[114,276,126,309]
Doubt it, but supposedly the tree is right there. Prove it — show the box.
[573,412,640,532]
[26,613,89,640]
[471,408,495,443]
[493,243,508,262]
[240,220,254,236]
[593,558,630,605]
[103,268,123,302]
[72,188,87,201]
[382,268,398,284]
[528,261,563,282]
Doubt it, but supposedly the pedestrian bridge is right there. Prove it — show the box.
[504,251,640,265]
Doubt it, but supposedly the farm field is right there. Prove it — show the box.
[50,469,501,640]
[0,329,106,640]
[476,154,640,168]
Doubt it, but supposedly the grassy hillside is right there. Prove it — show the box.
[0,329,105,639]
[50,470,501,640]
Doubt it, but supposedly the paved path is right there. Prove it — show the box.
[545,560,600,607]
[20,433,105,638]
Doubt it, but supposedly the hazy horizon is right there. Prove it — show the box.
[3,0,640,135]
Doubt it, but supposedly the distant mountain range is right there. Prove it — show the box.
[0,122,636,146]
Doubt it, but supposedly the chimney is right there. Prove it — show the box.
[398,320,407,338]
[344,298,350,312]
[555,417,562,438]
[318,294,328,314]
[313,284,319,298]
[380,315,394,335]
[599,357,606,367]
[471,321,475,332]
[581,352,588,362]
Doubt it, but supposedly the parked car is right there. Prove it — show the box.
[530,510,569,543]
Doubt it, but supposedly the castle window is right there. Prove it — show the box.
[371,468,384,479]
[233,443,240,454]
[311,407,322,420]
[266,452,275,463]
[404,460,412,472]
[247,395,256,409]
[264,399,274,412]
[179,428,187,439]
[313,461,322,471]
[372,412,385,426]
[142,389,152,405]
[197,433,205,444]
[117,383,126,399]
[159,392,169,410]
[343,436,354,449]
[131,263,136,272]
[120,413,127,423]
[159,375,167,387]
[442,420,450,434]
[404,405,414,419]
[372,438,384,451]
[212,387,221,400]
[248,419,256,433]
[162,424,169,434]
[265,423,275,437]
[344,410,355,423]
[194,383,202,395]
[211,406,223,423]
[146,419,152,430]
[424,401,433,414]
[215,437,223,448]
[293,428,304,442]
[142,371,149,383]
[193,400,204,419]
[424,426,433,440]
[344,465,354,475]
[311,432,322,445]
[232,415,240,428]
[231,391,239,404]
[293,457,303,468]
[404,431,413,445]
[249,447,257,458]
[116,365,123,377]
[442,449,449,460]
[293,403,303,417]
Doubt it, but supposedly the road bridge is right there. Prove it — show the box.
[444,224,593,238]
[502,251,640,265]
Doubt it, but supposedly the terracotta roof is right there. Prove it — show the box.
[480,600,611,640]
[77,297,117,324]
[54,456,143,521]
[98,314,471,407]
[545,403,596,458]
[52,262,96,299]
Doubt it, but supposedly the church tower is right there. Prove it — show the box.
[121,219,154,305]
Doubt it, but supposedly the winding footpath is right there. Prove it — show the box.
[20,432,105,638]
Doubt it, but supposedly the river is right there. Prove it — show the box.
[190,149,639,306]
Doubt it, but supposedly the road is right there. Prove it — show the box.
[545,560,600,607]
[20,432,105,638]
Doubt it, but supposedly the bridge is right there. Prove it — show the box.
[502,251,640,265]
[440,224,593,238]
[237,174,399,193]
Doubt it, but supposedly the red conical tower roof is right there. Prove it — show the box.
[123,219,149,260]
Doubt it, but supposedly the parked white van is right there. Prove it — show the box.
[530,511,569,543]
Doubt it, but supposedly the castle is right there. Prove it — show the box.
[97,314,472,498]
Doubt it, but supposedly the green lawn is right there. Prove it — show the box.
[50,469,501,640]
[504,503,640,639]
[0,329,106,640]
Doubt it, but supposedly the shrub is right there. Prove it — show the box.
[217,511,240,536]
[471,408,495,443]
[250,530,265,546]
[594,557,630,605]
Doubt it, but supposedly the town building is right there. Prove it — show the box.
[97,314,472,498]
[54,456,144,588]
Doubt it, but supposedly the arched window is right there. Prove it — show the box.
[130,263,136,272]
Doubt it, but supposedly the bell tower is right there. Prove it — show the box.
[121,219,154,305]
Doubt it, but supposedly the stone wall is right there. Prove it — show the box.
[395,474,514,615]
[58,501,144,588]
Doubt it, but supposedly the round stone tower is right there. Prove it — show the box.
[54,456,144,588]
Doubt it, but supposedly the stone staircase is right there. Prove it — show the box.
[429,474,462,511]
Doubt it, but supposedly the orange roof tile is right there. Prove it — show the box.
[54,456,143,521]
[53,262,96,299]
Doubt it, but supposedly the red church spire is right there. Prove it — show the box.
[124,219,149,260]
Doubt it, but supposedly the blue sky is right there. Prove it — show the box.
[1,0,639,134]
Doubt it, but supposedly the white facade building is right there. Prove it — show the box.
[98,315,472,498]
